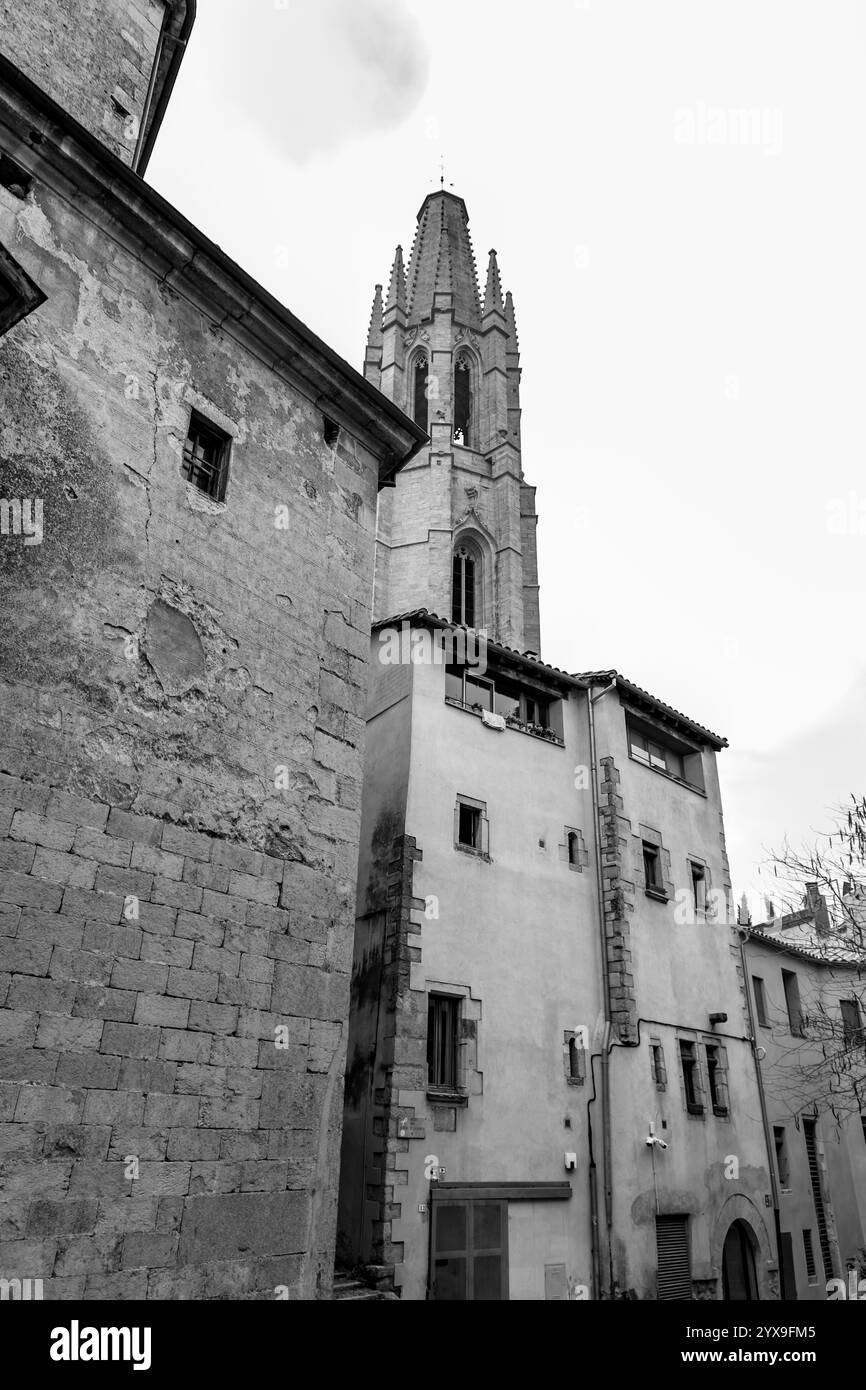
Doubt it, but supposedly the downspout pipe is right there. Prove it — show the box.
[587,678,616,1296]
[737,925,786,1296]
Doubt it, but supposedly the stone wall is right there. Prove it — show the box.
[0,73,416,1296]
[0,0,171,165]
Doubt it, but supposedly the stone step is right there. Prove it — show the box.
[332,1271,398,1301]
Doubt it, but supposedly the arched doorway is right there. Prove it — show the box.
[722,1220,759,1300]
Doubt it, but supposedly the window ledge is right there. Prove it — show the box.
[426,1088,468,1107]
[686,1103,705,1118]
[454,843,491,863]
[712,1106,729,1119]
[645,888,669,903]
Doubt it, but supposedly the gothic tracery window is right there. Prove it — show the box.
[452,543,480,627]
[413,354,429,433]
[453,352,472,446]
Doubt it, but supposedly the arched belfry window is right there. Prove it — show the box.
[452,541,481,628]
[453,352,473,447]
[413,355,429,433]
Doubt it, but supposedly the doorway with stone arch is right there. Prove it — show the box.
[722,1219,760,1300]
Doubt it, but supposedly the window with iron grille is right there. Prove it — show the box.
[427,994,460,1091]
[182,411,231,501]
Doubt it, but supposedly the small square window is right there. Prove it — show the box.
[643,842,664,896]
[454,795,488,857]
[183,411,231,501]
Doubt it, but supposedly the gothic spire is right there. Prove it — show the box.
[483,249,504,316]
[505,290,519,350]
[367,283,383,351]
[385,246,406,314]
[405,190,481,327]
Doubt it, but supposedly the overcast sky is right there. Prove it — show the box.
[148,0,866,907]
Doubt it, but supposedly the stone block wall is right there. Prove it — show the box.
[0,81,405,1296]
[0,0,171,164]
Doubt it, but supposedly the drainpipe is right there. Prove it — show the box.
[737,926,786,1297]
[587,678,616,1296]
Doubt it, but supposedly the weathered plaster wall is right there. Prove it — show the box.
[0,0,168,164]
[347,651,598,1298]
[336,650,413,1266]
[0,145,382,1296]
[745,937,866,1299]
[593,692,776,1300]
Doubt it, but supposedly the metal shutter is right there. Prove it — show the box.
[803,1121,834,1280]
[656,1215,693,1300]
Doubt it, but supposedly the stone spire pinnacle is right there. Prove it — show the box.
[505,290,519,352]
[385,246,406,313]
[405,190,481,327]
[367,283,383,351]
[483,249,504,315]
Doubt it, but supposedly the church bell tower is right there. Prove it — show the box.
[364,190,541,654]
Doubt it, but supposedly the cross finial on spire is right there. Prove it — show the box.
[435,155,453,191]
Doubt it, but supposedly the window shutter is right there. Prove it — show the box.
[656,1216,692,1300]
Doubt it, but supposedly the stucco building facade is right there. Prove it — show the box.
[745,908,866,1300]
[337,193,779,1300]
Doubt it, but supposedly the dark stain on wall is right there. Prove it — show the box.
[0,339,119,682]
